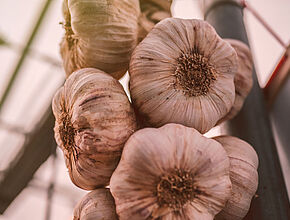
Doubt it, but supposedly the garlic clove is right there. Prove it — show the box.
[73,188,118,220]
[52,68,137,190]
[130,18,237,133]
[60,0,140,79]
[217,39,253,124]
[213,135,259,220]
[110,123,232,220]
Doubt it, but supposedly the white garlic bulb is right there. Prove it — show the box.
[52,68,137,190]
[129,18,237,133]
[110,123,232,220]
[73,188,118,220]
[217,39,253,124]
[213,136,259,220]
[60,0,140,79]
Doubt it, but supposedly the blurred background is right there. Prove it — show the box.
[0,0,289,219]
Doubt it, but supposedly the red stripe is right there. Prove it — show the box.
[265,54,288,89]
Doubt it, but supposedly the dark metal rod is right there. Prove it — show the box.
[204,1,290,219]
[0,0,54,111]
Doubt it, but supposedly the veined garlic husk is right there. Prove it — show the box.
[217,39,253,124]
[73,188,118,220]
[129,18,238,133]
[60,0,140,79]
[52,68,137,190]
[110,123,232,220]
[138,0,172,42]
[213,136,258,220]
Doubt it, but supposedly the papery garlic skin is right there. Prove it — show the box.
[60,0,140,79]
[213,136,258,220]
[129,18,237,133]
[52,68,137,190]
[73,188,118,220]
[138,0,172,42]
[110,123,232,220]
[217,39,253,124]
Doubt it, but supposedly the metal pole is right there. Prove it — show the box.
[0,0,54,111]
[204,0,290,219]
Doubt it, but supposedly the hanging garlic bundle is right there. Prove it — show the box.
[138,0,172,42]
[217,39,253,124]
[129,18,238,133]
[52,68,137,190]
[213,136,259,220]
[73,189,118,220]
[110,123,232,220]
[60,0,140,79]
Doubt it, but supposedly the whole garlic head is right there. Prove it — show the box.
[73,188,118,220]
[129,18,237,133]
[138,0,172,42]
[213,136,259,220]
[60,0,140,79]
[217,39,253,124]
[52,68,137,190]
[110,123,232,220]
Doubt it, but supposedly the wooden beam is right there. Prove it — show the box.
[0,108,56,214]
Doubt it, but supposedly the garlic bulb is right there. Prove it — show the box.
[213,136,258,220]
[110,123,232,220]
[73,188,118,220]
[60,0,140,79]
[217,39,253,124]
[129,18,237,133]
[52,68,137,190]
[138,0,172,42]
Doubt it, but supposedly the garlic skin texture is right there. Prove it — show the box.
[129,18,237,133]
[110,123,232,220]
[73,188,118,220]
[138,0,172,42]
[218,39,253,124]
[52,68,137,190]
[213,136,258,220]
[60,0,140,79]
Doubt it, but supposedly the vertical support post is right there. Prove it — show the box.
[204,0,290,219]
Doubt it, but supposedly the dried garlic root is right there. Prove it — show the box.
[110,123,232,220]
[129,18,238,133]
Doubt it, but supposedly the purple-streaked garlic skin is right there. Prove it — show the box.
[130,18,238,134]
[73,188,118,220]
[52,68,137,190]
[213,135,258,220]
[217,39,254,124]
[110,123,232,220]
[60,0,140,79]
